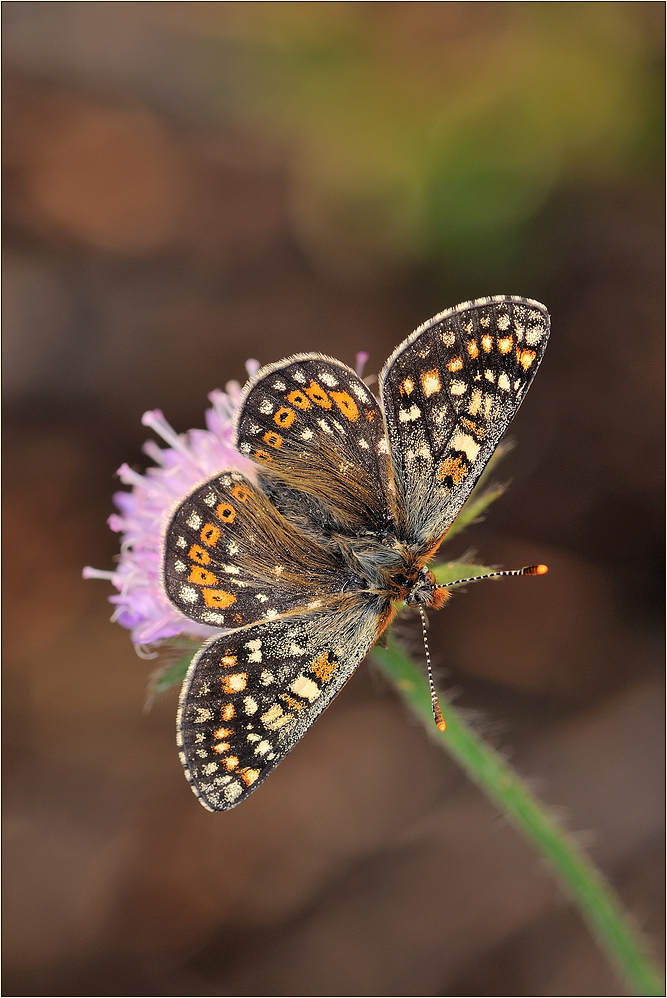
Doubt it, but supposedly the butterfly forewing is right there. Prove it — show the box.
[177,603,381,810]
[235,354,398,536]
[380,296,550,548]
[163,471,347,629]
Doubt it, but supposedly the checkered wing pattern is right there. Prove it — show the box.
[177,603,380,810]
[163,472,346,629]
[235,354,398,537]
[380,296,550,548]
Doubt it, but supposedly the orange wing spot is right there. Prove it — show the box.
[304,380,332,409]
[447,357,463,372]
[221,672,247,694]
[212,742,231,755]
[238,767,260,787]
[308,651,336,683]
[498,336,513,354]
[188,544,210,565]
[221,704,235,721]
[286,389,311,410]
[364,408,376,421]
[213,727,232,739]
[274,406,296,428]
[232,484,250,502]
[263,430,283,448]
[216,502,236,523]
[231,613,243,625]
[399,377,414,396]
[461,417,484,438]
[437,455,468,485]
[188,566,218,586]
[467,339,479,359]
[279,693,305,712]
[421,369,441,397]
[201,588,236,609]
[223,756,239,771]
[517,348,536,370]
[481,334,494,353]
[330,391,359,421]
[200,523,220,547]
[219,652,237,668]
[254,448,273,463]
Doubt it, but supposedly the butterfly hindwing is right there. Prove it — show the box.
[177,602,382,810]
[380,296,550,548]
[235,354,398,536]
[163,471,347,629]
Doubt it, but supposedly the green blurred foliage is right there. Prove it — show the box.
[193,2,663,284]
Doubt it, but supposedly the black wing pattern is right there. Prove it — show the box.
[379,296,550,548]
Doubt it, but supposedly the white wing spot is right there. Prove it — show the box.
[301,428,313,441]
[318,419,333,434]
[450,431,481,462]
[186,512,202,529]
[291,370,306,384]
[350,382,370,401]
[319,371,339,387]
[398,405,421,422]
[243,696,258,715]
[204,492,216,507]
[259,399,274,415]
[498,373,510,392]
[202,611,226,625]
[484,369,495,383]
[180,585,198,604]
[290,675,321,702]
[176,535,187,548]
[449,380,467,395]
[224,782,243,803]
[175,560,186,573]
[272,379,287,390]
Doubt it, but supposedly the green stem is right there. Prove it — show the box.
[371,637,664,997]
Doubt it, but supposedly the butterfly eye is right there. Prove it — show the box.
[393,573,410,588]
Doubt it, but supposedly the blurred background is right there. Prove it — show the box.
[3,3,664,994]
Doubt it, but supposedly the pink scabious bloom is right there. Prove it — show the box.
[83,361,260,649]
[84,353,371,652]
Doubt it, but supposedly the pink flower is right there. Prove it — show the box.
[83,363,259,648]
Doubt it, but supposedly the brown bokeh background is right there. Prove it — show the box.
[3,5,664,995]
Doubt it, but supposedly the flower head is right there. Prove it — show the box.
[83,362,259,648]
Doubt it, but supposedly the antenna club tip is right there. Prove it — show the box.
[436,719,447,732]
[523,563,548,576]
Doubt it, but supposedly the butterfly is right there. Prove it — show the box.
[162,296,550,810]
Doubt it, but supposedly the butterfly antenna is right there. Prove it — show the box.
[417,604,446,732]
[434,564,548,591]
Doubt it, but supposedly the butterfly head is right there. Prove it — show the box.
[401,565,450,610]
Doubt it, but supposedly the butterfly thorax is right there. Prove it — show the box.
[330,529,444,609]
